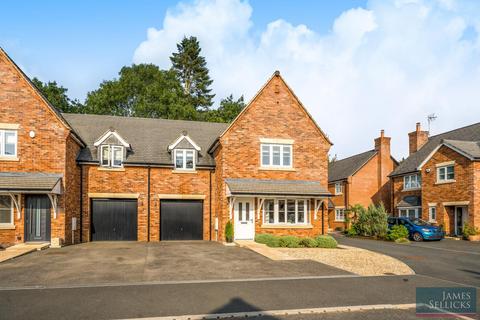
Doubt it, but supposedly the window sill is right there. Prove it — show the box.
[402,187,421,192]
[435,180,456,185]
[334,220,345,222]
[97,167,125,172]
[172,169,197,174]
[0,156,19,162]
[259,167,296,172]
[334,193,343,196]
[0,225,15,230]
[261,224,312,229]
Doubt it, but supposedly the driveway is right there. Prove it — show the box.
[333,234,480,287]
[0,241,349,288]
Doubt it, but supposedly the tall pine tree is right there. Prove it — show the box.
[170,36,215,111]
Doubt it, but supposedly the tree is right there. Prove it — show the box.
[170,36,214,111]
[31,78,83,113]
[84,64,196,120]
[203,94,245,123]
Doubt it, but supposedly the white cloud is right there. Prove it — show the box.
[133,0,480,160]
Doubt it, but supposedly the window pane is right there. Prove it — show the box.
[101,146,110,166]
[245,202,250,221]
[297,200,305,223]
[185,150,194,169]
[0,196,11,224]
[287,200,296,223]
[264,200,274,223]
[272,146,281,165]
[439,167,445,180]
[262,145,270,166]
[278,200,285,223]
[447,166,454,179]
[4,131,16,155]
[238,202,243,222]
[113,147,123,166]
[408,209,416,219]
[282,146,291,166]
[175,150,184,169]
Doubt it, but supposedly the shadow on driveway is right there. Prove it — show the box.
[0,241,350,288]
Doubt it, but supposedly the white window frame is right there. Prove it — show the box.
[0,130,18,157]
[398,207,421,219]
[335,183,343,195]
[428,206,437,222]
[403,174,421,190]
[100,145,124,168]
[0,195,14,227]
[262,198,309,225]
[260,143,293,169]
[174,149,196,171]
[335,208,345,222]
[437,165,455,183]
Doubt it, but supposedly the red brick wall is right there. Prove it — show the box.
[0,50,79,244]
[215,74,331,240]
[328,182,347,230]
[473,162,480,231]
[391,175,422,216]
[421,146,475,234]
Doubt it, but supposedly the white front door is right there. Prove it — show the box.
[234,198,255,240]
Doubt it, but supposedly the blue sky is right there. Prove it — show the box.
[1,0,480,159]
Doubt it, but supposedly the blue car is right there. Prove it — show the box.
[387,217,445,241]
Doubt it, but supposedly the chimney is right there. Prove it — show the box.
[408,122,429,155]
[374,129,392,211]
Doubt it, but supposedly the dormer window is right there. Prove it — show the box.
[100,145,124,168]
[174,149,195,170]
[94,129,130,169]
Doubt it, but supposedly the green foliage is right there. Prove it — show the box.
[462,223,479,238]
[299,237,317,248]
[225,221,233,243]
[386,225,409,241]
[255,234,275,245]
[315,235,338,248]
[32,77,83,113]
[84,64,196,119]
[351,204,388,239]
[346,227,358,237]
[203,94,245,123]
[278,236,301,248]
[170,36,214,111]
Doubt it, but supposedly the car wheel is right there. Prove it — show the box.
[413,232,423,242]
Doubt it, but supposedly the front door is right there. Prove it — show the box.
[454,206,467,236]
[234,198,255,240]
[25,195,51,242]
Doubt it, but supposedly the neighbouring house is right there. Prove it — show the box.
[0,48,333,245]
[390,122,480,236]
[327,130,398,230]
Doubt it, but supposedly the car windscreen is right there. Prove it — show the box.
[411,218,431,226]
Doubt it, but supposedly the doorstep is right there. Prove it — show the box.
[0,242,50,263]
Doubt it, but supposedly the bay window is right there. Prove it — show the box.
[0,195,13,226]
[263,199,309,225]
[261,144,292,168]
[0,130,17,157]
[398,207,420,219]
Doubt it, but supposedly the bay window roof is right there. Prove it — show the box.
[226,178,330,197]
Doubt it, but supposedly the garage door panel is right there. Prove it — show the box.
[91,199,138,241]
[161,200,203,240]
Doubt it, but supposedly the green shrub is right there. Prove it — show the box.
[255,234,275,245]
[278,236,301,248]
[225,221,234,243]
[351,203,388,239]
[395,238,410,244]
[387,225,409,241]
[345,227,358,237]
[315,235,337,248]
[462,223,479,239]
[299,237,317,248]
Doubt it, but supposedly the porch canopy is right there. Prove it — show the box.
[225,178,330,197]
[0,172,62,218]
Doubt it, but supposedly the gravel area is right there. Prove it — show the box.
[275,245,414,276]
[238,241,414,276]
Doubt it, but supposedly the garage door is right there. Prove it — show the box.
[91,199,138,241]
[160,200,203,240]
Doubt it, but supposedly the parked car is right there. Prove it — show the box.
[387,217,445,241]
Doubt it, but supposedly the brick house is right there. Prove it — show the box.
[327,130,398,230]
[0,48,332,245]
[390,122,480,236]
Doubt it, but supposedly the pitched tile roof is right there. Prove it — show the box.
[390,122,480,177]
[0,172,62,192]
[62,113,228,167]
[328,150,377,183]
[443,139,480,160]
[225,178,330,196]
